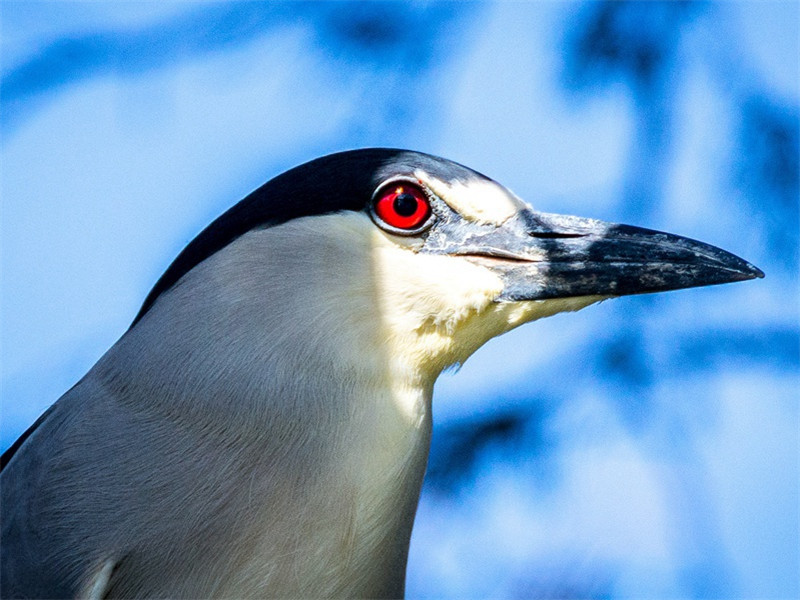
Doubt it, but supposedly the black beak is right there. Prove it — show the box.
[422,209,764,301]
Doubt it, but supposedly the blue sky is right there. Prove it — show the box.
[2,2,798,598]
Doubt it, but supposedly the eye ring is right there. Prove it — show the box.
[369,178,436,236]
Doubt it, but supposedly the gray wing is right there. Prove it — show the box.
[0,370,261,599]
[1,387,94,598]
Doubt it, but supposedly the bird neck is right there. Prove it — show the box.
[97,255,436,596]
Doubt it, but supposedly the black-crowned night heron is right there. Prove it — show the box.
[1,149,762,599]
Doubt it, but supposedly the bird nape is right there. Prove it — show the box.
[0,149,763,599]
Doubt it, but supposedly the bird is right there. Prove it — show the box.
[0,149,763,599]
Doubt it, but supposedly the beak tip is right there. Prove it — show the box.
[734,258,764,281]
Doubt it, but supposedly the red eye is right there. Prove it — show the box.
[372,183,432,232]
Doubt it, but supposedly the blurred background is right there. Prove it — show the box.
[1,1,797,598]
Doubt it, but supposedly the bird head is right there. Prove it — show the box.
[131,149,762,393]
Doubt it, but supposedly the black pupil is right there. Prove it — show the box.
[393,193,419,217]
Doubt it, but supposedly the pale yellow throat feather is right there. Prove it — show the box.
[370,227,605,382]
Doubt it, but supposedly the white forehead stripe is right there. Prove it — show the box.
[415,170,526,225]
